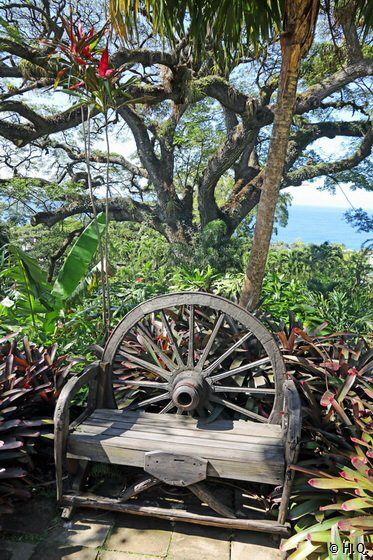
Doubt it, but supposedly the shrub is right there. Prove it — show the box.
[0,334,78,514]
[275,325,373,558]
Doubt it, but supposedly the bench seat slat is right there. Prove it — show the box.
[76,421,284,449]
[91,409,282,435]
[67,409,285,485]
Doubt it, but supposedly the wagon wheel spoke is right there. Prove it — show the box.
[159,401,176,414]
[119,476,159,503]
[209,357,272,383]
[187,304,195,368]
[160,310,184,367]
[196,313,226,370]
[115,380,169,390]
[210,395,268,423]
[133,392,171,409]
[203,331,253,377]
[213,386,276,395]
[136,323,177,371]
[118,350,171,381]
[189,482,236,519]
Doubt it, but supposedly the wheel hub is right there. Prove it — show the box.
[171,370,207,412]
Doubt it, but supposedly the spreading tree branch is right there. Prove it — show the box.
[31,195,161,230]
[283,125,373,186]
[40,139,149,178]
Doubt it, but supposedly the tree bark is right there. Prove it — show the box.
[239,0,320,309]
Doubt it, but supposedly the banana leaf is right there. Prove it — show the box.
[51,212,106,302]
[8,246,53,311]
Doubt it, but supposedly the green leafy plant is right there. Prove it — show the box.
[169,266,218,292]
[0,213,106,337]
[306,289,373,333]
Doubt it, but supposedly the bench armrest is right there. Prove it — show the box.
[282,379,302,466]
[54,361,100,430]
[54,361,100,501]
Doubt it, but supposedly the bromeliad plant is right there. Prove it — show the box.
[274,324,373,559]
[44,14,135,111]
[42,12,138,336]
[0,334,79,514]
[282,436,373,559]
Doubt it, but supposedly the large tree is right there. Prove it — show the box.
[109,0,373,309]
[0,1,372,290]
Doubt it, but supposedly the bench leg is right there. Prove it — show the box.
[61,460,90,520]
[277,467,293,525]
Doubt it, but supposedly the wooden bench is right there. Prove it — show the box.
[54,292,301,536]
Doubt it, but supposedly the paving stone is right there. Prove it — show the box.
[30,543,98,560]
[47,513,112,549]
[231,531,282,560]
[2,496,58,534]
[169,522,230,560]
[99,552,163,560]
[104,515,172,556]
[0,540,35,560]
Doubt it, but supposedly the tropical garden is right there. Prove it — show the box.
[0,0,372,558]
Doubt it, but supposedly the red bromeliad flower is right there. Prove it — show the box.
[98,47,115,78]
[42,12,132,110]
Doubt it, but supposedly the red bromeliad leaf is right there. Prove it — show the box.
[0,467,27,479]
[68,81,85,90]
[351,455,368,466]
[98,47,109,76]
[341,497,373,511]
[292,328,313,342]
[319,503,344,511]
[81,46,93,58]
[351,436,373,449]
[320,390,334,406]
[338,516,373,531]
[320,360,340,371]
[340,470,357,481]
[355,488,369,497]
[308,477,357,489]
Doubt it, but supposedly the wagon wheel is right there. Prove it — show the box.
[103,292,286,424]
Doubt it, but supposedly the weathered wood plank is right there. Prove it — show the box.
[68,431,283,463]
[278,380,302,525]
[91,409,283,436]
[75,423,283,452]
[77,418,284,447]
[53,362,100,502]
[62,493,291,535]
[66,439,284,484]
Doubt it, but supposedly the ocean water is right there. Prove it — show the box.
[272,205,371,250]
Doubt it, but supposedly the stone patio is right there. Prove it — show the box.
[0,497,283,560]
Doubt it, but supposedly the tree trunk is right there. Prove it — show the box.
[239,0,320,310]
